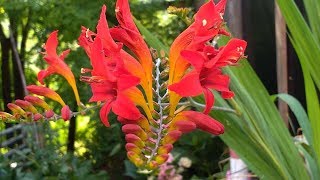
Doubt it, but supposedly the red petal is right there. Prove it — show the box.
[115,0,139,34]
[201,69,230,91]
[97,5,118,51]
[99,100,113,127]
[168,72,203,97]
[59,49,70,61]
[202,88,214,114]
[194,0,222,37]
[112,94,141,121]
[37,67,55,84]
[89,83,115,102]
[44,30,59,59]
[215,0,227,14]
[180,50,205,72]
[206,39,247,68]
[117,74,140,91]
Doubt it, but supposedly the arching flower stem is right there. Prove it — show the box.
[187,97,237,114]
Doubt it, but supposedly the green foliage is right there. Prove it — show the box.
[275,0,320,171]
[0,124,108,180]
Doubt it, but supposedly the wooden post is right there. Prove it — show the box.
[225,0,243,38]
[275,3,288,126]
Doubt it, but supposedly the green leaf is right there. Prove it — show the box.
[271,93,312,146]
[290,36,320,167]
[108,143,121,157]
[275,0,320,92]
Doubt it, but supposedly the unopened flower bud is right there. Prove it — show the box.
[15,100,38,113]
[127,151,144,167]
[125,134,145,148]
[155,154,169,165]
[7,103,26,118]
[24,95,51,110]
[122,124,148,141]
[158,144,173,155]
[45,110,55,118]
[125,143,142,154]
[169,120,196,133]
[61,105,72,121]
[162,130,182,144]
[33,113,43,121]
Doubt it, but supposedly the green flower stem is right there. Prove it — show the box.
[187,97,237,114]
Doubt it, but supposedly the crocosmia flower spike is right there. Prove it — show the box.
[0,0,247,173]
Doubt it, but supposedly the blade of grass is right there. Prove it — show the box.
[290,36,320,167]
[271,93,312,145]
[275,0,320,91]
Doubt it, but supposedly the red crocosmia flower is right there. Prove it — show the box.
[169,39,246,114]
[204,39,247,68]
[39,31,81,105]
[110,0,154,111]
[80,36,142,127]
[168,0,228,115]
[26,85,66,106]
[79,5,153,126]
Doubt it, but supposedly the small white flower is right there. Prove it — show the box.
[178,157,192,168]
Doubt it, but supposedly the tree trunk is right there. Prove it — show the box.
[67,102,78,153]
[0,25,14,147]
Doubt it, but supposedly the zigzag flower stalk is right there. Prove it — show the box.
[0,0,247,172]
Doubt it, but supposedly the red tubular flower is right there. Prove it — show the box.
[27,85,66,106]
[168,0,228,115]
[169,39,247,113]
[39,31,81,105]
[78,5,154,126]
[80,34,142,127]
[110,0,154,111]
